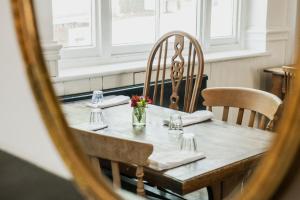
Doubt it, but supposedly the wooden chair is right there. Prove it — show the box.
[202,87,282,131]
[282,66,296,97]
[71,128,153,196]
[143,31,205,113]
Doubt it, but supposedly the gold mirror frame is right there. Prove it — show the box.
[11,0,300,199]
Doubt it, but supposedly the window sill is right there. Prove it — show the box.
[52,49,270,83]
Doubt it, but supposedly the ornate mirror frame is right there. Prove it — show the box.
[11,0,300,199]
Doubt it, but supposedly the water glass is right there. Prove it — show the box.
[168,113,183,135]
[89,108,106,125]
[91,90,104,105]
[179,133,198,152]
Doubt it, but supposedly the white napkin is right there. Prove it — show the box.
[71,123,108,131]
[163,110,214,127]
[87,95,130,108]
[149,150,205,171]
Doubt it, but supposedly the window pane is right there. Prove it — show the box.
[160,0,197,36]
[52,0,93,48]
[112,0,155,45]
[210,0,235,38]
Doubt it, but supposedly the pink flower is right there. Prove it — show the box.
[146,97,153,104]
[131,95,152,107]
[131,95,140,107]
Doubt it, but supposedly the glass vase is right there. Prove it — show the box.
[132,107,146,127]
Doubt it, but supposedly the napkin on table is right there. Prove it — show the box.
[163,110,214,127]
[86,95,130,108]
[148,150,205,171]
[71,123,108,131]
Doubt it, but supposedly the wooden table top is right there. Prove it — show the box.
[264,66,288,76]
[63,100,274,194]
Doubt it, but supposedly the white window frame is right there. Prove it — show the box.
[203,0,242,52]
[58,0,101,59]
[53,0,244,66]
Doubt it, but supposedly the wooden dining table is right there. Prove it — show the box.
[63,99,273,200]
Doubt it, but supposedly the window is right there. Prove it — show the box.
[51,0,242,64]
[111,0,156,45]
[52,0,94,48]
[110,0,198,55]
[111,0,197,46]
[205,0,240,47]
[159,0,197,36]
[211,0,236,38]
[52,0,100,58]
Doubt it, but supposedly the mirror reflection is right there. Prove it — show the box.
[35,0,298,199]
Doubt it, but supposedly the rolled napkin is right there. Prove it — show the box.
[71,123,108,131]
[149,150,205,171]
[163,110,214,127]
[87,95,130,108]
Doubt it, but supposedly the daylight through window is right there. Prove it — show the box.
[52,0,241,61]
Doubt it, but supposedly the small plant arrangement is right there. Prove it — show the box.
[131,96,152,127]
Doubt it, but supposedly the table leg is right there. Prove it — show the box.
[208,182,222,200]
[222,173,244,200]
[207,172,246,200]
[271,74,284,99]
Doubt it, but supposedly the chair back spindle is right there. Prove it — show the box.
[236,108,244,125]
[222,106,230,122]
[248,111,256,128]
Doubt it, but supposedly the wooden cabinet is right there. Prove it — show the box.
[264,67,286,99]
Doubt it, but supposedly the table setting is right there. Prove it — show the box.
[63,90,273,195]
[65,90,217,171]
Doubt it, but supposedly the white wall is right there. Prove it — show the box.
[0,1,71,179]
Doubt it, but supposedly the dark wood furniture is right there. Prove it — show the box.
[63,101,273,200]
[144,31,205,113]
[202,87,282,131]
[282,66,296,97]
[264,66,297,99]
[264,67,285,99]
